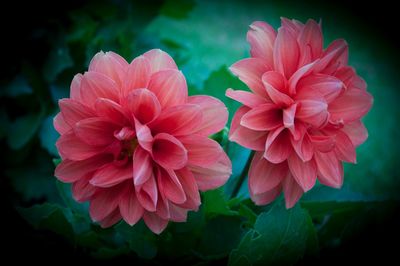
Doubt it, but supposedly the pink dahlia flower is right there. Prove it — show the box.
[54,49,231,233]
[226,18,373,208]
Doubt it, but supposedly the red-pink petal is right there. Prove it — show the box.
[147,69,187,108]
[119,186,144,226]
[262,71,293,106]
[229,106,268,151]
[251,185,282,206]
[150,104,202,136]
[314,39,348,74]
[72,174,97,202]
[168,204,188,222]
[88,51,128,86]
[189,152,232,191]
[175,167,201,209]
[152,133,187,170]
[53,113,71,135]
[74,117,117,146]
[282,173,303,208]
[248,152,287,195]
[288,61,315,95]
[98,209,122,228]
[309,134,336,152]
[225,89,267,108]
[90,163,132,188]
[134,119,153,152]
[157,168,186,204]
[297,19,323,65]
[264,127,292,164]
[136,174,158,212]
[125,89,161,124]
[229,58,271,97]
[95,98,129,125]
[89,185,123,221]
[247,21,276,67]
[143,49,178,73]
[80,71,120,107]
[240,103,282,131]
[341,121,368,147]
[114,127,135,141]
[283,103,297,137]
[143,212,168,234]
[281,17,304,34]
[296,99,328,128]
[70,74,83,102]
[123,55,151,96]
[133,146,152,186]
[59,99,95,127]
[291,132,314,161]
[314,151,343,188]
[273,26,300,79]
[334,131,356,163]
[297,74,343,103]
[56,132,101,160]
[287,153,317,192]
[179,135,222,167]
[329,88,373,123]
[55,155,111,183]
[187,95,228,136]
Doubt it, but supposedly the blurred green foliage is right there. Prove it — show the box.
[1,0,399,264]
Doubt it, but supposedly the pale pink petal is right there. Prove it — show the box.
[225,89,267,108]
[114,127,135,141]
[282,173,304,208]
[329,88,373,123]
[283,103,297,137]
[53,113,71,135]
[288,61,315,95]
[175,167,201,210]
[273,26,300,79]
[297,19,323,65]
[291,132,314,161]
[143,49,178,73]
[95,98,129,125]
[149,104,202,136]
[147,69,187,108]
[179,135,222,167]
[297,74,343,103]
[136,173,158,212]
[262,71,294,106]
[88,51,128,86]
[187,95,228,136]
[89,185,124,221]
[134,119,153,152]
[74,117,117,146]
[251,185,282,206]
[155,191,170,219]
[314,151,343,188]
[240,103,282,131]
[59,99,95,127]
[125,88,162,124]
[264,127,292,164]
[281,17,304,34]
[72,174,97,202]
[341,121,368,147]
[90,163,132,187]
[70,74,83,101]
[247,21,276,67]
[334,131,356,163]
[229,58,271,97]
[229,106,268,151]
[288,153,317,192]
[123,55,151,96]
[99,209,122,228]
[55,155,111,183]
[314,39,348,74]
[80,71,119,107]
[248,152,287,195]
[119,186,144,226]
[152,133,187,170]
[189,152,232,191]
[56,132,101,160]
[157,168,186,204]
[296,99,329,128]
[309,134,336,152]
[143,212,168,234]
[133,146,152,186]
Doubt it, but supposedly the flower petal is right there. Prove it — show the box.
[59,99,95,127]
[56,131,101,160]
[72,174,97,202]
[314,39,348,74]
[264,127,292,164]
[297,74,344,103]
[291,132,314,161]
[247,21,276,67]
[123,55,151,95]
[89,185,124,221]
[296,99,328,128]
[119,186,144,226]
[143,212,168,234]
[74,117,117,146]
[179,135,222,167]
[95,98,129,125]
[282,173,303,209]
[297,19,323,65]
[314,151,343,188]
[248,151,287,195]
[133,146,152,186]
[152,133,187,170]
[147,69,187,108]
[53,113,71,135]
[175,167,201,210]
[70,74,83,102]
[262,71,293,106]
[240,103,282,131]
[90,163,132,188]
[341,121,368,147]
[251,185,282,206]
[125,89,161,125]
[187,95,228,136]
[225,88,267,108]
[287,153,317,192]
[134,119,153,152]
[273,26,300,79]
[334,131,356,163]
[80,71,119,107]
[136,173,158,212]
[88,51,128,86]
[229,58,271,97]
[98,209,122,228]
[143,49,178,73]
[157,168,186,204]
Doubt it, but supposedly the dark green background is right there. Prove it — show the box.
[1,0,399,264]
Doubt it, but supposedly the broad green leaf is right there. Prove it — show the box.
[39,115,59,156]
[7,111,44,150]
[202,188,237,217]
[229,203,313,265]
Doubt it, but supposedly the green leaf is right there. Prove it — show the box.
[39,115,59,156]
[43,40,73,83]
[160,0,196,19]
[229,203,313,265]
[202,188,237,217]
[7,111,44,150]
[0,75,32,97]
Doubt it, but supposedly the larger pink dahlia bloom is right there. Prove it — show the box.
[54,49,231,233]
[226,18,373,208]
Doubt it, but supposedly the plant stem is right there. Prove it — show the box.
[231,150,255,198]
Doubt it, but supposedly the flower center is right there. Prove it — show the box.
[119,138,138,159]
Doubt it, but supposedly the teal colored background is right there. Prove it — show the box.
[1,0,399,264]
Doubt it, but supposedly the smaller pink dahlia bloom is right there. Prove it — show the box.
[54,49,231,233]
[227,18,373,208]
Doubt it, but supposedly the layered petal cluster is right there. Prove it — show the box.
[227,18,373,208]
[54,49,231,233]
